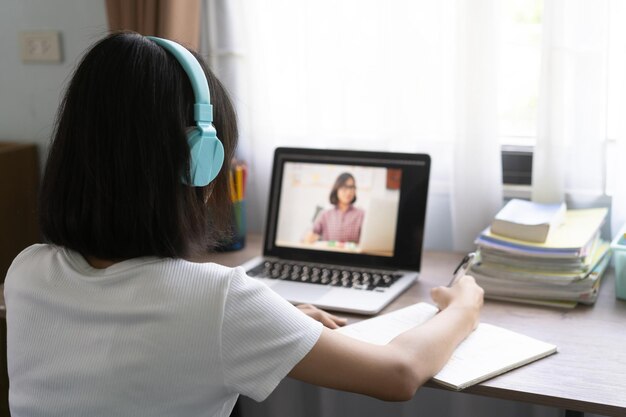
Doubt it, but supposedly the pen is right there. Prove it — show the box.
[448,252,476,287]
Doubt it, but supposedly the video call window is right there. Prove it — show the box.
[274,162,402,257]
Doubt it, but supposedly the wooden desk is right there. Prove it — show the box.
[213,234,626,417]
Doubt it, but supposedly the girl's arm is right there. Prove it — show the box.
[288,275,483,401]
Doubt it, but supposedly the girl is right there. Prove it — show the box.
[4,32,483,417]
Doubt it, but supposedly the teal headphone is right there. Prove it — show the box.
[148,36,224,187]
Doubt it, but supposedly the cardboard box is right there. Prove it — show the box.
[0,142,40,282]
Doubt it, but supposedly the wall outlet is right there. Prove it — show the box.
[19,31,62,63]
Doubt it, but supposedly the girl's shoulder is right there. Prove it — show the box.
[8,243,55,268]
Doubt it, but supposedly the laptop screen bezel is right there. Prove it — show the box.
[262,147,430,272]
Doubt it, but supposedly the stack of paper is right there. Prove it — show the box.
[472,208,611,308]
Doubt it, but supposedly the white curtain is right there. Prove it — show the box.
[202,0,626,247]
[450,0,503,251]
[199,0,249,160]
[607,0,626,237]
[229,0,502,252]
[532,0,626,237]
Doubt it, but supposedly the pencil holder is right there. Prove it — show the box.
[216,200,246,252]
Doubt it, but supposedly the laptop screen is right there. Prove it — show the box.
[263,148,430,271]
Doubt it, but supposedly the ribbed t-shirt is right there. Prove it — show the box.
[4,244,322,417]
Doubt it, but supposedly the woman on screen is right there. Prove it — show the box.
[304,172,365,244]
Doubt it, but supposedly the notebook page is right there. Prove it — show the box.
[336,302,557,390]
[336,303,438,345]
[433,323,557,390]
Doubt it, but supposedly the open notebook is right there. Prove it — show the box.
[337,303,557,390]
[243,147,431,315]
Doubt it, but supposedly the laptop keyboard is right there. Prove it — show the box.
[246,260,402,291]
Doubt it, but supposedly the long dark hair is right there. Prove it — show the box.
[39,32,238,259]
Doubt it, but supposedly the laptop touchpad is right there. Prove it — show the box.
[271,281,332,301]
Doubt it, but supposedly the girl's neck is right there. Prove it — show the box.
[84,256,118,269]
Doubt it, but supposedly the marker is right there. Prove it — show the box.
[448,252,476,287]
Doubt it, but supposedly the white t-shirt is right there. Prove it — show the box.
[4,244,323,417]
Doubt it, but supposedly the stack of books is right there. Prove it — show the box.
[470,201,611,308]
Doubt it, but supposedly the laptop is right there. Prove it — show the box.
[242,147,431,315]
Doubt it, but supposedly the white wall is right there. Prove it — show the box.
[0,0,108,167]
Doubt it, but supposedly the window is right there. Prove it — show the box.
[240,1,618,195]
[499,0,621,196]
[498,0,542,187]
[498,0,543,147]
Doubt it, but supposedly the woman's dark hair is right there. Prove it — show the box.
[39,32,238,259]
[329,173,357,206]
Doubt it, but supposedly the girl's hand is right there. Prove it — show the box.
[297,304,348,329]
[430,275,484,330]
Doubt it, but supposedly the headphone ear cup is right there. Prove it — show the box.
[187,126,225,186]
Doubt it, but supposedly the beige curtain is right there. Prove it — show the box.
[105,0,201,49]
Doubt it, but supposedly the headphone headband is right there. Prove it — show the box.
[147,36,224,187]
[147,36,213,124]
